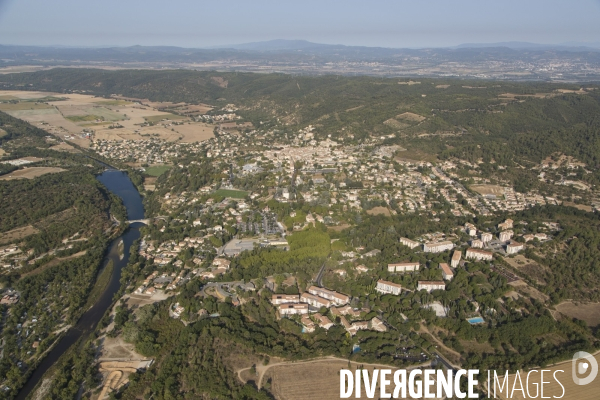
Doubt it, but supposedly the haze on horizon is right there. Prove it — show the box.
[0,0,599,49]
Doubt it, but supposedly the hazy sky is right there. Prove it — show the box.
[1,0,599,48]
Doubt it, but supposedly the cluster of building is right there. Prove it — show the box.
[271,286,387,335]
[90,139,205,164]
[139,237,206,266]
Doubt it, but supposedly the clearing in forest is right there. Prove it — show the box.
[555,302,600,327]
[469,184,506,196]
[396,112,426,122]
[0,167,66,180]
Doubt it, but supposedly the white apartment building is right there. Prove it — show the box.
[417,281,446,292]
[499,230,514,242]
[451,250,462,268]
[465,248,493,261]
[278,303,309,316]
[376,279,402,295]
[423,241,454,253]
[387,262,420,273]
[439,263,454,281]
[480,232,493,243]
[308,286,349,305]
[300,292,332,308]
[470,239,484,249]
[399,237,420,249]
[506,241,525,255]
[271,294,300,305]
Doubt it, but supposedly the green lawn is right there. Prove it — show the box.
[214,189,249,199]
[145,165,171,177]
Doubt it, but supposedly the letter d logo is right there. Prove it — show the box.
[572,351,598,385]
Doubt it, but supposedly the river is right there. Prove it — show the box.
[16,169,145,400]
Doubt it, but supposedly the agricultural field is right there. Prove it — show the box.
[145,165,171,177]
[498,353,600,400]
[214,189,249,199]
[0,166,66,180]
[261,358,441,400]
[0,90,215,144]
[555,302,600,327]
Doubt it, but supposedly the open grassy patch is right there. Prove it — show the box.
[214,188,249,199]
[145,165,171,177]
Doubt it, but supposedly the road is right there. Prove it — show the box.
[314,255,330,287]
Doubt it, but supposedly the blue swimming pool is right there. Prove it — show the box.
[467,317,485,324]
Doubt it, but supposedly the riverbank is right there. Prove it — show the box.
[16,169,145,400]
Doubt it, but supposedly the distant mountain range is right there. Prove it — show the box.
[212,39,600,52]
[2,40,600,81]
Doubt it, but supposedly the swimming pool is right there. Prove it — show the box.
[467,317,485,324]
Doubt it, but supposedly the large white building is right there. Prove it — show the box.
[300,292,332,308]
[278,303,309,316]
[423,241,454,253]
[499,230,514,242]
[470,239,484,249]
[480,232,493,243]
[506,241,525,255]
[417,281,446,292]
[308,286,349,305]
[399,237,420,249]
[387,262,420,273]
[465,248,493,261]
[271,294,300,305]
[376,279,402,295]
